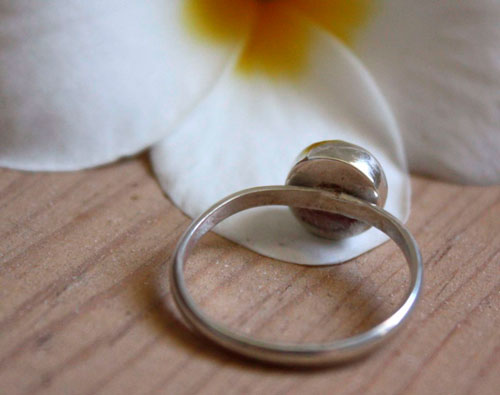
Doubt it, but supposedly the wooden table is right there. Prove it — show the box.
[0,156,498,395]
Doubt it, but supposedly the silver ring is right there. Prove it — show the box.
[170,141,423,366]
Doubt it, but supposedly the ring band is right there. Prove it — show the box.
[171,186,423,366]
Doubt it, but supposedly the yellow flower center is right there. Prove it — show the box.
[184,0,374,77]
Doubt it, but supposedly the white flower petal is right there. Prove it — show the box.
[152,23,410,265]
[0,0,235,171]
[356,0,500,184]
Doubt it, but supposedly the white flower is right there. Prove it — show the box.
[1,0,499,264]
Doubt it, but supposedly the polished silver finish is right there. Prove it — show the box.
[171,186,423,366]
[286,140,388,239]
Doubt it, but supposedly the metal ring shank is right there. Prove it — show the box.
[171,186,423,366]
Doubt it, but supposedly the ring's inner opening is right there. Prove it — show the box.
[181,218,410,344]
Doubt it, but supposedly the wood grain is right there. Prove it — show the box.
[0,156,499,395]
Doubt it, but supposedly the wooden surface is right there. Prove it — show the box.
[0,156,499,395]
